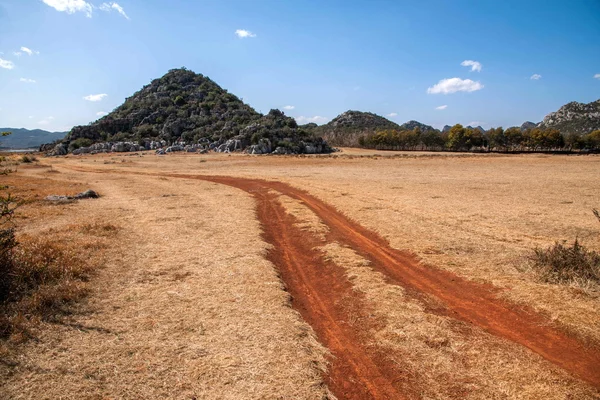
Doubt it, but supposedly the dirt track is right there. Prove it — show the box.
[63,166,600,398]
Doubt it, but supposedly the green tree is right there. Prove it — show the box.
[421,130,445,149]
[446,124,466,150]
[565,132,582,150]
[505,127,523,150]
[583,130,600,150]
[487,127,506,150]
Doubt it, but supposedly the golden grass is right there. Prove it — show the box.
[1,165,331,399]
[105,150,598,347]
[3,152,599,398]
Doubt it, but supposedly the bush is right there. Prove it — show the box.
[69,138,93,151]
[531,239,600,286]
[0,192,94,340]
[20,155,37,163]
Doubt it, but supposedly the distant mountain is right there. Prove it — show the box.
[51,68,330,155]
[537,99,600,134]
[466,125,485,133]
[314,111,400,147]
[0,128,66,149]
[442,124,483,133]
[399,120,437,132]
[520,121,538,131]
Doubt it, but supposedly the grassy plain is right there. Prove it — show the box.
[1,150,599,399]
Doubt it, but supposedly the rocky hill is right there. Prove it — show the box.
[520,121,538,131]
[48,68,330,155]
[0,128,66,149]
[313,111,400,147]
[466,125,485,133]
[399,120,437,132]
[537,99,600,134]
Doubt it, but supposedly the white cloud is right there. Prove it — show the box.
[435,105,448,110]
[0,58,15,69]
[387,113,398,117]
[20,46,39,56]
[235,29,256,38]
[42,0,93,17]
[427,78,484,94]
[28,116,34,119]
[530,74,542,80]
[282,105,295,110]
[20,78,36,83]
[295,116,328,124]
[593,74,600,79]
[461,60,482,72]
[84,93,107,102]
[13,52,22,57]
[96,111,108,116]
[99,2,129,19]
[38,116,55,125]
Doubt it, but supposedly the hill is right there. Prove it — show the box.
[0,128,66,149]
[399,120,437,132]
[313,111,400,147]
[520,121,538,131]
[537,99,600,134]
[48,68,330,155]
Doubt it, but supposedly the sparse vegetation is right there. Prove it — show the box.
[0,188,100,341]
[531,239,600,287]
[20,154,37,163]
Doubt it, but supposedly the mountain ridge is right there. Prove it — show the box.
[0,128,67,149]
[537,99,600,134]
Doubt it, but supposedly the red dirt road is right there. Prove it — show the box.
[63,166,600,398]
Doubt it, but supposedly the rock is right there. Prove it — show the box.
[45,195,72,202]
[156,148,166,155]
[74,189,99,199]
[51,143,68,156]
[272,146,291,155]
[304,145,316,154]
[165,145,184,152]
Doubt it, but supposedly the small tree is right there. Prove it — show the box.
[1,131,11,147]
[447,124,466,150]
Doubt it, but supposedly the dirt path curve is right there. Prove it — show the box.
[62,166,600,394]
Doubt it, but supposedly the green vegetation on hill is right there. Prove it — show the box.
[312,111,401,147]
[60,68,330,154]
[538,100,600,134]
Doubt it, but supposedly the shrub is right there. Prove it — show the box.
[531,239,600,286]
[69,138,93,151]
[20,155,37,163]
[0,192,95,340]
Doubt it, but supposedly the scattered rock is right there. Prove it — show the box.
[75,190,99,199]
[46,189,99,202]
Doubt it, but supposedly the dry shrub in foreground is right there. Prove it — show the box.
[0,193,107,341]
[532,239,600,287]
[0,235,95,340]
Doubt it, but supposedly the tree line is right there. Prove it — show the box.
[358,125,600,152]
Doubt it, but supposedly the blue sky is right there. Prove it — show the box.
[1,0,599,132]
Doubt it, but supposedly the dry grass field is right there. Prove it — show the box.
[1,149,599,399]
